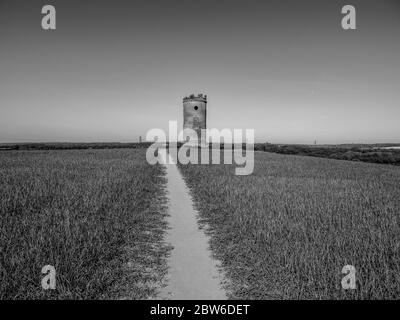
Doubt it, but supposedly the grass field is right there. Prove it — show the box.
[178,151,400,299]
[0,149,168,299]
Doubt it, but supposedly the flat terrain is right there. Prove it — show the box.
[0,149,168,299]
[2,148,400,300]
[179,152,400,299]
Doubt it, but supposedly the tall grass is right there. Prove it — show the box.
[179,152,400,299]
[0,149,168,299]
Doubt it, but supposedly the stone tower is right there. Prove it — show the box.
[183,93,207,144]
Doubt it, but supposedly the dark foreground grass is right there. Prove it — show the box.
[0,149,168,299]
[178,152,400,299]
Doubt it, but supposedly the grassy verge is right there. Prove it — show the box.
[0,149,168,299]
[178,151,400,299]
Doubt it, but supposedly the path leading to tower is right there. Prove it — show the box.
[157,148,227,300]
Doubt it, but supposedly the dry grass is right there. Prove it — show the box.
[0,149,168,299]
[178,151,400,299]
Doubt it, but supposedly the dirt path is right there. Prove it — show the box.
[158,149,227,300]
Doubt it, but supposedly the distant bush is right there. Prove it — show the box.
[254,143,400,166]
[0,142,153,151]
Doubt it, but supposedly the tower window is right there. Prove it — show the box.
[194,106,198,110]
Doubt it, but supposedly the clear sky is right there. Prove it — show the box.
[0,0,399,144]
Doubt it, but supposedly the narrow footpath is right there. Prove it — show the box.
[158,149,227,300]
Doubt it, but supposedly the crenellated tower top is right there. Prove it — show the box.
[183,93,207,103]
